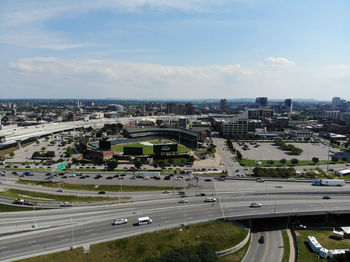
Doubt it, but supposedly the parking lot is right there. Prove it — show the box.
[233,141,349,161]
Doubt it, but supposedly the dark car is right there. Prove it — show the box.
[106,176,113,179]
[204,179,212,182]
[62,176,68,178]
[323,195,331,199]
[258,236,264,244]
[113,174,119,178]
[164,176,171,180]
[85,175,90,178]
[98,191,106,194]
[200,193,206,196]
[79,176,86,179]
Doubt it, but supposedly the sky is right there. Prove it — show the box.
[0,0,349,100]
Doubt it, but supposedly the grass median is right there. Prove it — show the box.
[16,221,248,262]
[282,230,290,262]
[17,180,181,192]
[217,234,251,262]
[0,203,44,212]
[0,189,124,203]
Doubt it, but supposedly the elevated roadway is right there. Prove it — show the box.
[1,192,350,261]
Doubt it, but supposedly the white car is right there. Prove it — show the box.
[60,202,72,207]
[57,188,64,192]
[204,197,216,202]
[179,199,189,203]
[69,174,76,177]
[250,202,262,208]
[113,218,128,225]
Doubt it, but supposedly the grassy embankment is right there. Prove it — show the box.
[17,180,182,192]
[0,188,123,203]
[0,141,35,157]
[17,221,248,262]
[297,230,350,262]
[218,235,251,262]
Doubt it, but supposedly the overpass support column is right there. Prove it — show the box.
[287,216,291,227]
[248,219,252,228]
[16,140,21,149]
[325,213,329,223]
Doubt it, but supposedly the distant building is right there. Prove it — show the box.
[220,99,228,111]
[284,99,293,113]
[248,108,274,120]
[325,111,341,120]
[255,97,268,107]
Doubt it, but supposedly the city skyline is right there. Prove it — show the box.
[1,0,349,99]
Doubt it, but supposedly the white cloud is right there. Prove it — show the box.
[7,57,250,98]
[263,57,295,67]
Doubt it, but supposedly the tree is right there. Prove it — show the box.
[156,119,163,127]
[66,147,74,157]
[279,158,287,166]
[267,160,274,165]
[41,146,46,151]
[331,156,339,162]
[291,158,299,165]
[36,140,40,145]
[107,160,119,171]
[9,152,15,157]
[134,160,142,170]
[158,160,166,169]
[236,150,242,160]
[312,157,319,165]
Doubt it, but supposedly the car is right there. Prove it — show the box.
[79,176,86,179]
[204,179,212,182]
[200,193,206,196]
[118,176,124,179]
[163,190,170,194]
[179,199,188,203]
[85,174,90,178]
[287,178,295,182]
[185,178,192,181]
[113,218,128,225]
[204,197,216,202]
[62,176,67,178]
[69,174,76,177]
[98,191,106,194]
[60,202,72,207]
[258,236,264,244]
[256,178,264,183]
[57,188,64,192]
[12,171,18,175]
[106,176,113,179]
[323,195,331,199]
[113,174,120,178]
[250,202,262,208]
[164,176,171,180]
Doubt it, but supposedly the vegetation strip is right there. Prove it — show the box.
[17,180,181,192]
[0,189,123,203]
[16,221,248,262]
[281,230,290,262]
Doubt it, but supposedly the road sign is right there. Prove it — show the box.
[57,162,66,171]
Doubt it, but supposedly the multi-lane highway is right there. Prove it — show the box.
[1,190,350,261]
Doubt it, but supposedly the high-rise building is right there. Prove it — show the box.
[255,97,268,107]
[284,99,293,113]
[220,99,228,111]
[332,97,341,109]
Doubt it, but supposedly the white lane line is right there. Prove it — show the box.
[85,229,93,232]
[28,240,37,244]
[56,235,66,238]
[90,233,97,236]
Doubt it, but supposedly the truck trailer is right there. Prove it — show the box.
[312,179,345,187]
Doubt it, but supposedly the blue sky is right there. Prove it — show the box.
[0,0,349,99]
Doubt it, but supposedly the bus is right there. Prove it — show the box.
[138,216,152,225]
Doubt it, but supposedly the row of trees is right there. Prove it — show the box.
[32,151,55,158]
[252,167,296,178]
[274,138,303,155]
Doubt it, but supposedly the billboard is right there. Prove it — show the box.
[153,144,178,154]
[124,147,143,155]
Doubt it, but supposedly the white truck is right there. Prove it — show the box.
[312,179,345,187]
[138,217,152,225]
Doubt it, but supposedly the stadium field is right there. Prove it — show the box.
[112,139,190,155]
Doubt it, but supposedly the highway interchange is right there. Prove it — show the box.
[1,126,350,261]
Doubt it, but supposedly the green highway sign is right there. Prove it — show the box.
[57,162,66,171]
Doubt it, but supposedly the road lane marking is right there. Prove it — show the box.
[28,240,37,244]
[260,232,269,262]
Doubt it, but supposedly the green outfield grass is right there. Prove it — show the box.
[112,139,190,155]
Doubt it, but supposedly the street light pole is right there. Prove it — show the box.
[70,217,75,249]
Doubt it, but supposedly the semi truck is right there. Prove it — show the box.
[312,179,345,187]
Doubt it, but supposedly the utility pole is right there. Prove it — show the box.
[70,217,75,250]
[32,205,37,228]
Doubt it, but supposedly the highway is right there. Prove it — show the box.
[2,191,350,261]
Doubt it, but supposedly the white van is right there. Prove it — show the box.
[138,216,152,225]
